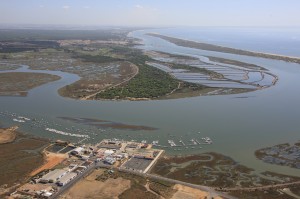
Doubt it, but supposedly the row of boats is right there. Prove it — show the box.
[12,116,31,123]
[45,128,90,138]
[149,137,213,148]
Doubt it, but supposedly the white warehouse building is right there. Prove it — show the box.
[57,172,77,186]
[40,169,68,183]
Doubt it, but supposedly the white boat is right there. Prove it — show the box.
[168,140,176,147]
[45,128,89,138]
[18,116,30,121]
[13,118,25,123]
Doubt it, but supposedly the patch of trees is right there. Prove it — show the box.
[96,60,179,99]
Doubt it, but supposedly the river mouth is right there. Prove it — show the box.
[0,28,300,178]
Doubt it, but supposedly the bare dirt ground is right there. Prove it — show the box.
[30,152,67,176]
[0,126,17,144]
[171,184,210,199]
[60,169,131,199]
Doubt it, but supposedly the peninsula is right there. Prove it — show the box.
[147,33,300,64]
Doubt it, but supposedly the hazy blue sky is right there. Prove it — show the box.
[1,0,299,27]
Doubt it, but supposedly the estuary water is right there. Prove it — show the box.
[147,27,300,57]
[0,27,300,176]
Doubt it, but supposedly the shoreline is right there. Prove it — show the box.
[0,126,18,144]
[0,127,49,194]
[147,33,300,64]
[0,72,61,97]
[2,132,300,198]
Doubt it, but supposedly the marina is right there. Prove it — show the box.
[2,110,214,151]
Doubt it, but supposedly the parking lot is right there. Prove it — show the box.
[122,157,152,172]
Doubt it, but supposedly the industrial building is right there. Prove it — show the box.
[40,169,68,183]
[104,156,116,165]
[70,147,84,156]
[57,172,77,186]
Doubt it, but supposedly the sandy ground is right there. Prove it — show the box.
[30,152,67,176]
[171,184,210,199]
[0,126,18,144]
[17,183,52,194]
[60,169,131,199]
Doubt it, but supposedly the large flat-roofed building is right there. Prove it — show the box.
[73,166,85,174]
[40,169,68,183]
[126,143,138,149]
[98,144,121,150]
[57,172,77,186]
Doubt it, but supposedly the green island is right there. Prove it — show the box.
[94,53,208,100]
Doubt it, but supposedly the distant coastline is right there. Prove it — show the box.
[147,33,300,64]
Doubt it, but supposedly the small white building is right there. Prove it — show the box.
[104,156,116,165]
[71,147,84,155]
[104,149,114,156]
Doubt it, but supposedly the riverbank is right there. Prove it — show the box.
[147,33,300,64]
[0,126,18,144]
[0,127,49,196]
[0,72,61,97]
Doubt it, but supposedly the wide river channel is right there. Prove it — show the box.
[0,29,300,177]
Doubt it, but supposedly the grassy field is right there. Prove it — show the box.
[151,153,300,189]
[0,130,48,189]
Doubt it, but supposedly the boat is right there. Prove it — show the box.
[190,139,197,145]
[18,116,30,121]
[179,139,185,146]
[13,118,25,123]
[168,140,176,147]
[202,137,213,144]
[45,128,89,138]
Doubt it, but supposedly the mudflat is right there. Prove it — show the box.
[0,72,60,96]
[0,126,17,144]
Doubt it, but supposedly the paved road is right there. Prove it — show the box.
[81,62,139,100]
[115,167,236,199]
[50,162,236,199]
[50,163,97,199]
[218,180,300,192]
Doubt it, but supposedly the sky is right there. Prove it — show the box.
[0,0,299,27]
